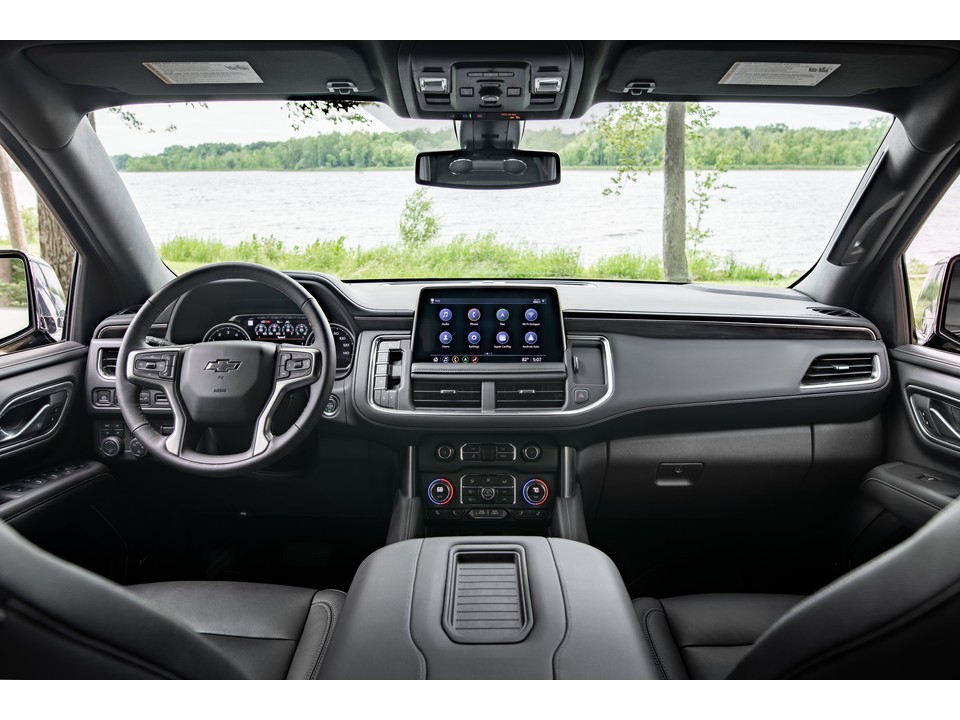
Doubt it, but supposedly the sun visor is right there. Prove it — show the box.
[606,43,958,98]
[26,42,377,98]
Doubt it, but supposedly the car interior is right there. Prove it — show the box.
[2,40,960,680]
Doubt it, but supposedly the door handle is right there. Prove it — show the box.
[929,407,960,442]
[0,403,52,445]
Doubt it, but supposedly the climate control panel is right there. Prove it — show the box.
[420,436,557,524]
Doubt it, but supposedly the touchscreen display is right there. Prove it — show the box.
[413,287,564,364]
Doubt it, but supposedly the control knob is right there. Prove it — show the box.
[101,436,123,458]
[436,443,455,462]
[522,478,549,506]
[130,438,148,458]
[521,444,542,462]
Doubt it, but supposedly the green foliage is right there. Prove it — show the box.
[157,233,785,285]
[399,189,441,249]
[111,120,890,172]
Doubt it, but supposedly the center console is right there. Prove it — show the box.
[318,535,661,679]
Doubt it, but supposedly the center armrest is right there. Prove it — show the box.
[318,536,661,680]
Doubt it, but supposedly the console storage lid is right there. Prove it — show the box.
[318,536,660,679]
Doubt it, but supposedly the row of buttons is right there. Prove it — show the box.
[422,508,548,520]
[460,443,516,462]
[277,351,313,380]
[1,462,90,496]
[132,352,177,381]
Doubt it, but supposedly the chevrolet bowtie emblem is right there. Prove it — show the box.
[205,359,242,372]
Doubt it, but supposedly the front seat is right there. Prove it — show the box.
[0,521,344,679]
[634,496,960,679]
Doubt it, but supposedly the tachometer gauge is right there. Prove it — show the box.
[202,322,251,342]
[254,322,267,336]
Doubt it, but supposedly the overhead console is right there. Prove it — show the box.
[397,41,584,120]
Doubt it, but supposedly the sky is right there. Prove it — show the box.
[96,100,889,158]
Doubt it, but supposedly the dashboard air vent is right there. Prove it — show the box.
[801,354,878,387]
[495,381,565,409]
[809,306,860,318]
[99,348,119,378]
[412,380,482,409]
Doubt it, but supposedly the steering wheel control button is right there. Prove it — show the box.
[467,308,481,321]
[438,308,453,322]
[436,443,456,461]
[428,478,454,506]
[129,438,148,458]
[522,444,542,462]
[496,308,510,321]
[133,353,169,379]
[523,478,549,506]
[524,308,539,322]
[574,387,590,404]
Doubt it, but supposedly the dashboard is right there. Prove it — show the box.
[84,274,892,531]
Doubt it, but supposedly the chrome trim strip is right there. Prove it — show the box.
[798,355,882,390]
[0,381,73,458]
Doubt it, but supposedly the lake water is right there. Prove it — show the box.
[6,168,958,274]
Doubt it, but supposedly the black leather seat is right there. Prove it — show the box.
[0,521,343,679]
[634,497,960,679]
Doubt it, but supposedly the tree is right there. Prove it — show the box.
[593,101,726,282]
[0,149,28,252]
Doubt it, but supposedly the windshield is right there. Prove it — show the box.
[92,101,892,286]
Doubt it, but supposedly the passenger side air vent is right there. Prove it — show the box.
[495,381,565,409]
[801,354,878,387]
[809,306,860,318]
[99,348,119,378]
[412,380,482,409]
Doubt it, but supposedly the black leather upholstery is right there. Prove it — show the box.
[636,497,960,679]
[128,582,344,680]
[0,521,343,679]
[633,594,802,679]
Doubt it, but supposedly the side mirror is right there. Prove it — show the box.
[0,249,66,353]
[915,254,960,349]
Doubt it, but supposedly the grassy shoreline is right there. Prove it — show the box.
[158,233,800,286]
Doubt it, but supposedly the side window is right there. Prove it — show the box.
[0,147,76,350]
[904,175,960,347]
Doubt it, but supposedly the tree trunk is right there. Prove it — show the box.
[38,200,75,289]
[35,114,94,289]
[0,150,28,252]
[662,102,689,282]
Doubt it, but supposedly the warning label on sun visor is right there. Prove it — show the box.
[143,61,263,85]
[719,62,840,87]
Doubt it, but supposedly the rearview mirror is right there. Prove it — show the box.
[415,149,560,189]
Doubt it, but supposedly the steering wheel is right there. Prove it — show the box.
[116,263,336,477]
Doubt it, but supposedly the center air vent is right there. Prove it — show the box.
[495,381,565,409]
[99,348,119,378]
[801,354,878,387]
[809,306,860,318]
[412,380,482,409]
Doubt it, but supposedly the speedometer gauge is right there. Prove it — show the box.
[202,322,251,342]
[307,323,355,373]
